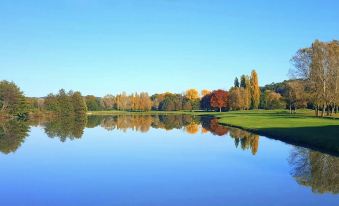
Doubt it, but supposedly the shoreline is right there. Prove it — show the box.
[87,109,339,155]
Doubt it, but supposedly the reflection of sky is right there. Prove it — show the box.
[0,126,338,206]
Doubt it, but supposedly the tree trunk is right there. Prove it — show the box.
[219,107,222,112]
[289,104,292,114]
[321,104,325,117]
[315,106,318,117]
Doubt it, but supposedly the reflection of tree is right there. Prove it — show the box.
[0,120,29,154]
[289,147,339,194]
[96,115,153,132]
[154,115,197,130]
[87,115,202,133]
[229,127,259,155]
[86,115,102,128]
[201,118,229,136]
[44,116,87,142]
[201,128,209,134]
[185,123,199,134]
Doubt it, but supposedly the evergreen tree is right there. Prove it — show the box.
[240,75,247,88]
[234,77,240,87]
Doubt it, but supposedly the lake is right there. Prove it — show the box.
[0,115,338,206]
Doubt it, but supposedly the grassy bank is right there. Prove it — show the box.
[215,110,339,155]
[88,109,339,154]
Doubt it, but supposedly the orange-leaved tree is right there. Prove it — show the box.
[210,89,229,112]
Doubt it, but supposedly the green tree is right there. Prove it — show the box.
[0,120,29,154]
[72,91,87,116]
[234,77,240,87]
[57,89,74,116]
[85,95,102,111]
[240,75,247,88]
[0,80,28,117]
[45,93,60,112]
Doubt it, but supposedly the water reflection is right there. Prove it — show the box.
[0,115,338,196]
[0,120,29,154]
[229,127,259,155]
[44,116,87,142]
[289,147,339,194]
[87,115,201,133]
[201,117,229,136]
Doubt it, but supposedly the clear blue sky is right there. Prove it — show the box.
[1,0,338,97]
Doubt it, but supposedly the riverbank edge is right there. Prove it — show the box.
[87,110,339,156]
[217,121,339,156]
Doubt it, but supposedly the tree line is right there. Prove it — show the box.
[0,68,328,116]
[289,40,339,117]
[1,39,337,118]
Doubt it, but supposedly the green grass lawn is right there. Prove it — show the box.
[215,110,339,155]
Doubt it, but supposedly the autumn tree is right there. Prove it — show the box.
[290,40,339,117]
[183,89,200,111]
[327,41,339,114]
[116,92,129,110]
[239,75,251,110]
[101,95,116,110]
[139,92,152,111]
[228,87,244,110]
[185,89,199,100]
[283,81,306,113]
[201,89,211,97]
[264,90,284,110]
[210,89,229,112]
[310,40,331,116]
[250,70,260,109]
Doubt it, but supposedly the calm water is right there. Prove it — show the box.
[0,115,338,206]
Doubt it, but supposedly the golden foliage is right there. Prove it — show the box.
[185,89,200,100]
